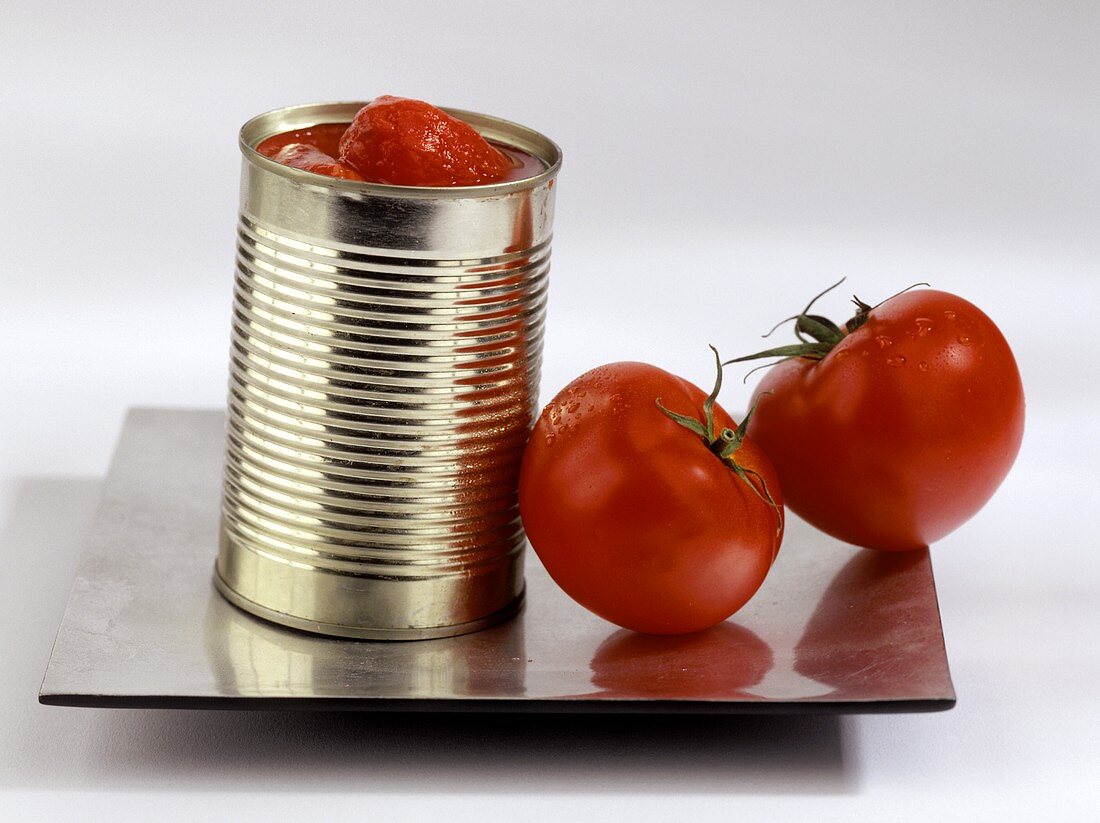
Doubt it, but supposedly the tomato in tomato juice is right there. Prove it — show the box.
[256,123,543,184]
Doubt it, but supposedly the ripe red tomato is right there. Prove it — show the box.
[519,355,784,634]
[735,286,1024,552]
[339,96,511,186]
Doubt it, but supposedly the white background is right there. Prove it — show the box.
[2,1,1097,820]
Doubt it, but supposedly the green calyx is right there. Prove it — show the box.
[656,346,782,533]
[723,278,929,370]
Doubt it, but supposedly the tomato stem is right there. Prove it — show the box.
[848,282,930,332]
[701,344,723,442]
[723,278,931,369]
[656,348,783,534]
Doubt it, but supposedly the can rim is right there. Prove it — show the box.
[239,101,562,198]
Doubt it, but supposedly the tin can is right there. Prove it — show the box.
[214,102,561,640]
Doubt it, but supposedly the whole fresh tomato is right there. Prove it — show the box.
[519,350,784,635]
[730,283,1024,552]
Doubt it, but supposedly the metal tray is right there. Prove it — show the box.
[39,409,954,713]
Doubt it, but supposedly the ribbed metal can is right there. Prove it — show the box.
[214,102,561,640]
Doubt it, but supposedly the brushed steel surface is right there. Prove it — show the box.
[217,103,561,638]
[40,409,955,713]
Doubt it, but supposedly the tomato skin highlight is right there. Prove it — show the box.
[745,289,1024,552]
[519,362,784,635]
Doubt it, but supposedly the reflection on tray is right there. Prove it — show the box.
[201,545,947,705]
[795,549,947,700]
[582,623,773,699]
[205,593,527,699]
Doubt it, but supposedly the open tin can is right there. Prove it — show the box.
[214,102,561,639]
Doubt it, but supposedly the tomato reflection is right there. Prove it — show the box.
[585,622,773,699]
[794,549,951,699]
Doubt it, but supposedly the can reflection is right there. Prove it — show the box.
[204,588,527,699]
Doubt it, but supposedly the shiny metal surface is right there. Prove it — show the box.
[217,103,561,638]
[41,409,955,712]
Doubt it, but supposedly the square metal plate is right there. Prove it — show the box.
[40,409,954,713]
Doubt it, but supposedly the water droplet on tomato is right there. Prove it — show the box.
[875,335,893,348]
[957,335,972,345]
[907,318,934,337]
[918,360,930,372]
[544,434,556,447]
[834,350,850,361]
[860,349,870,357]
[566,401,579,413]
[944,310,957,321]
[886,355,907,367]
